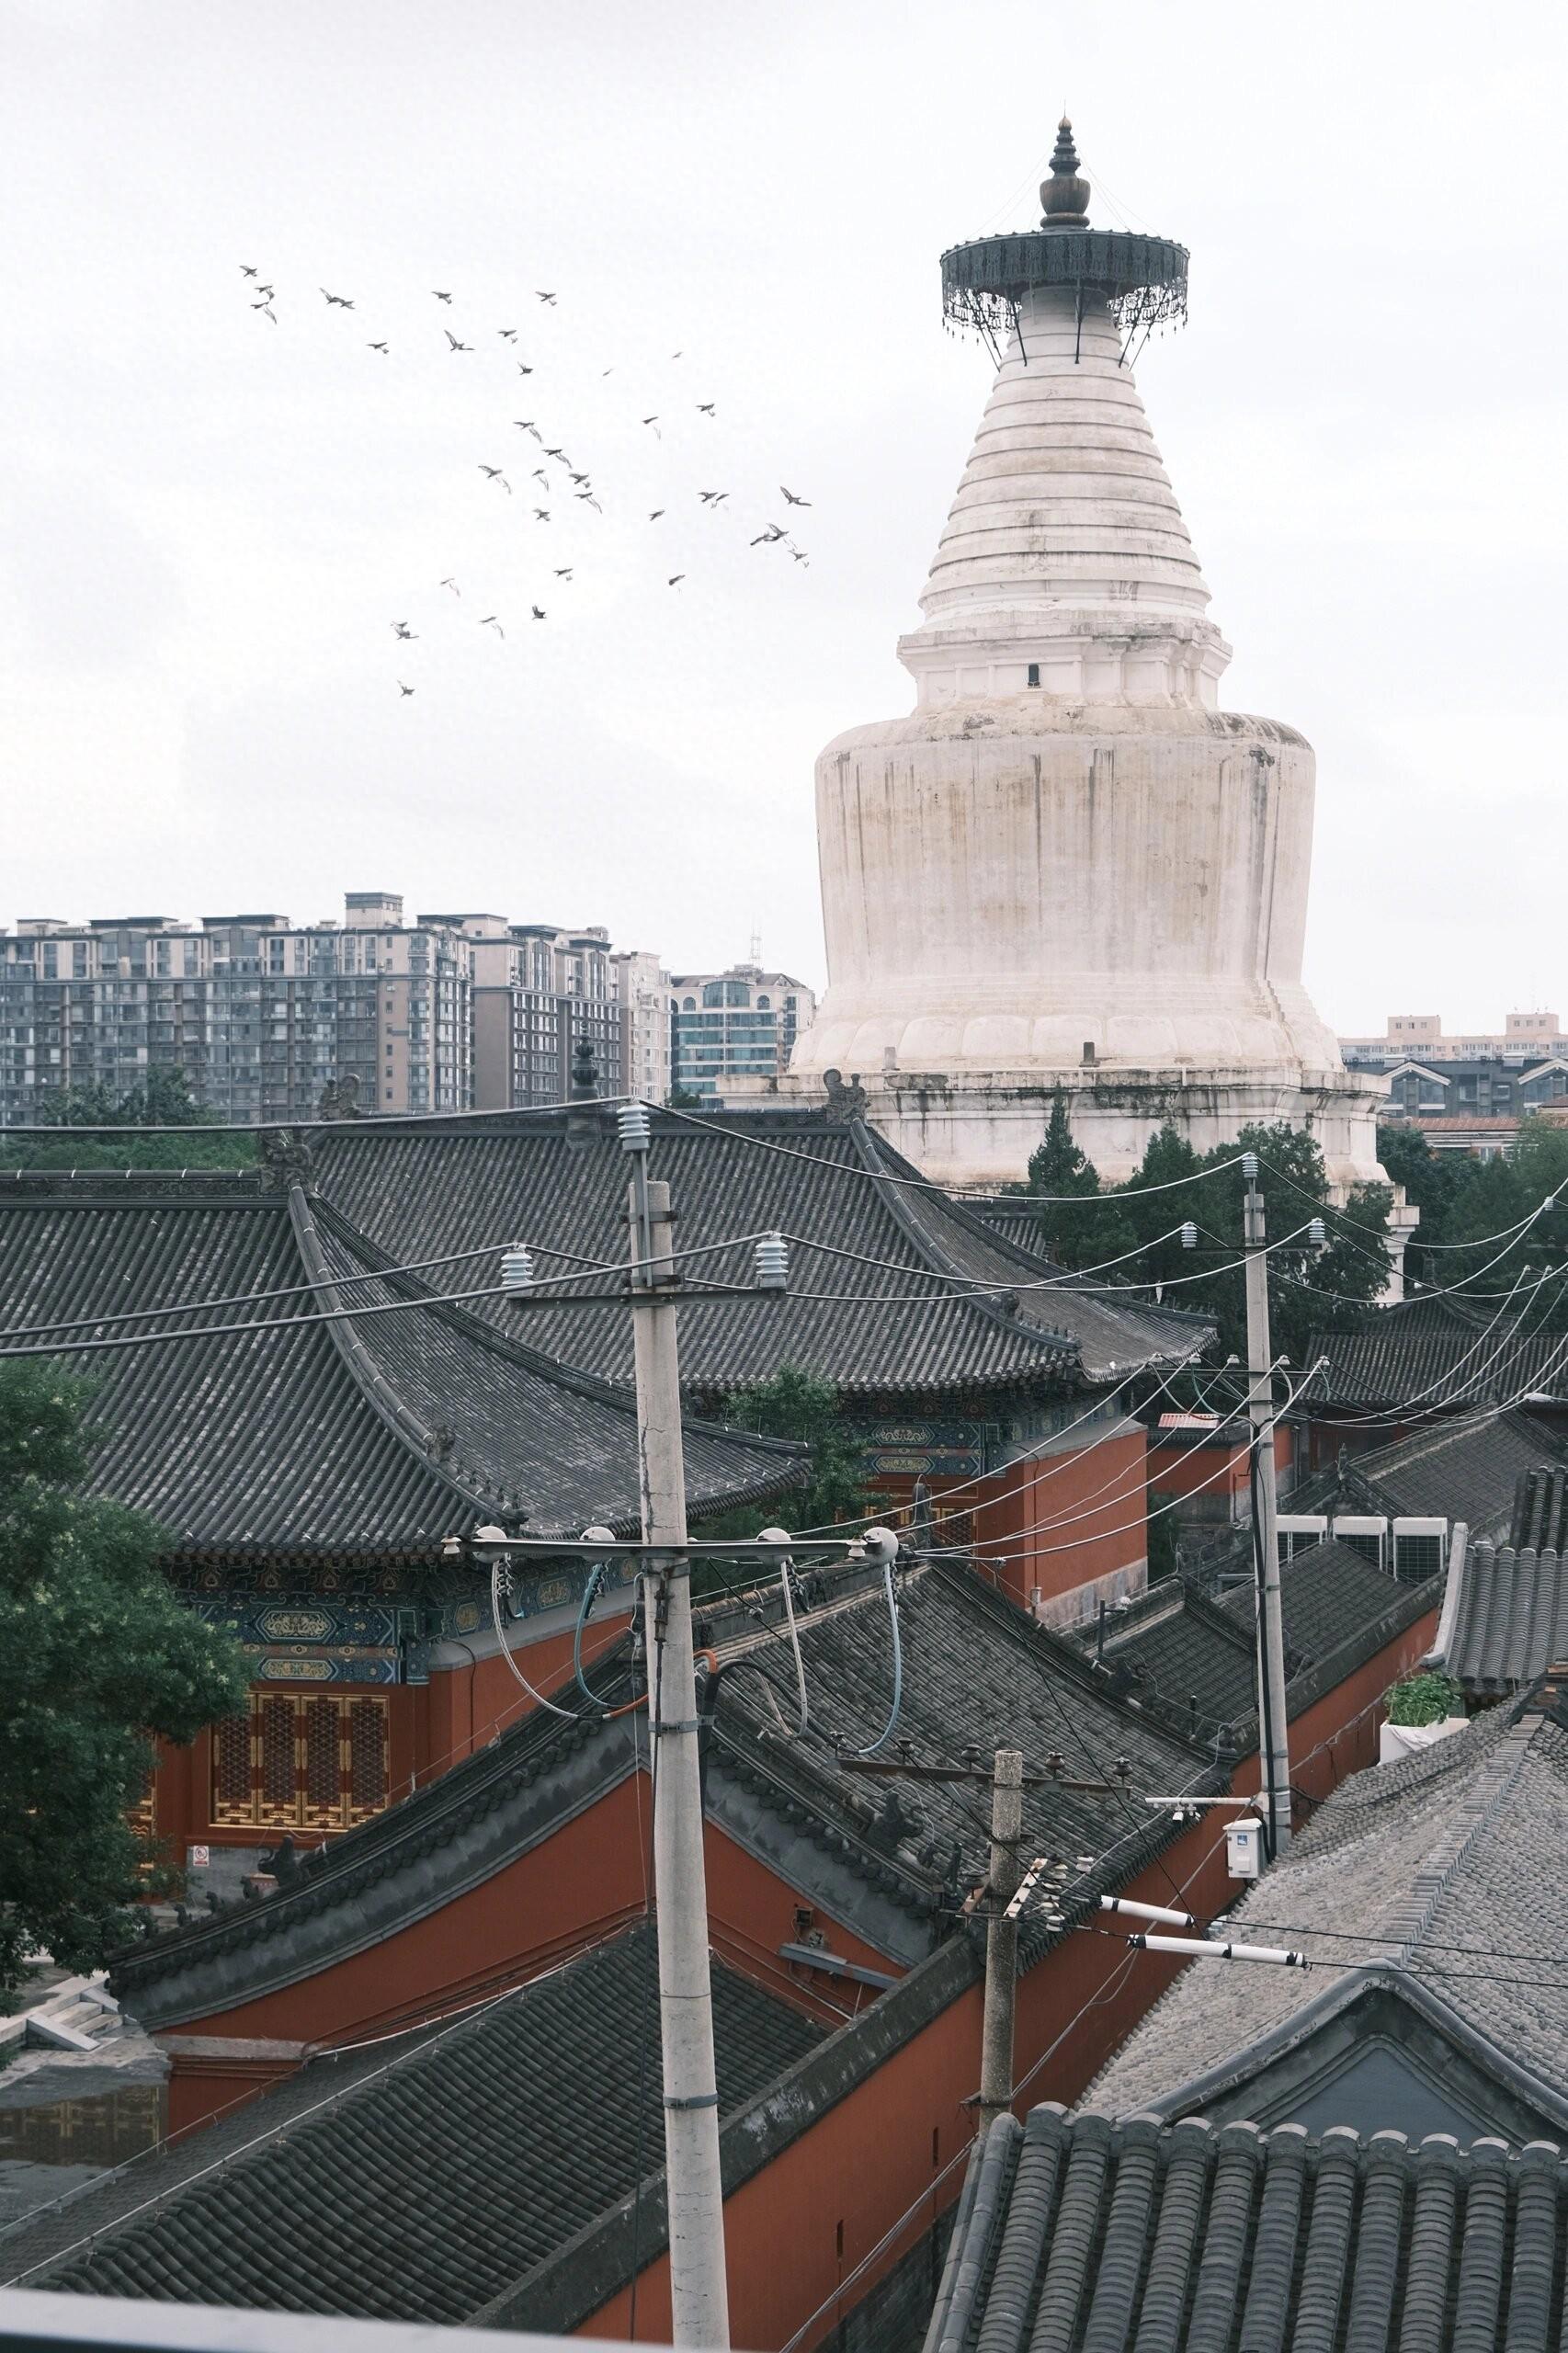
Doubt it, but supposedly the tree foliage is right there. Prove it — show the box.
[1013,1112,1393,1360]
[721,1367,866,1533]
[0,1067,255,1171]
[1376,1120,1568,1325]
[0,1364,247,1993]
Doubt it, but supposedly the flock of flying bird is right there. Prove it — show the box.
[233,266,815,698]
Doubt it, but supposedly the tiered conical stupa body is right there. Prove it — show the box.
[789,125,1382,1189]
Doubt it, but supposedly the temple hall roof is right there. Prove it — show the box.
[6,1924,823,2326]
[1085,1693,1568,2137]
[1431,1537,1568,1696]
[1306,1293,1568,1410]
[925,2106,1568,2353]
[302,1108,1208,1400]
[0,1169,803,1552]
[1294,1407,1568,1543]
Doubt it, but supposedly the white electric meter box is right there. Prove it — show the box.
[1226,1816,1264,1881]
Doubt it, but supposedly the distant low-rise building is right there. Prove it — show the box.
[668,962,815,1101]
[1340,1012,1568,1157]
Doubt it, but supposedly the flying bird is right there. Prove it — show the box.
[574,491,602,511]
[780,486,812,507]
[516,421,542,440]
[498,327,517,341]
[543,446,566,460]
[696,403,716,415]
[479,615,505,637]
[666,574,685,586]
[648,509,665,521]
[446,330,472,352]
[698,490,728,506]
[751,525,786,546]
[516,362,534,375]
[433,290,453,303]
[253,301,278,323]
[532,508,551,521]
[256,284,274,299]
[531,605,547,620]
[320,288,354,308]
[392,621,417,639]
[791,550,810,564]
[536,291,557,304]
[440,577,460,596]
[642,416,661,436]
[240,265,259,278]
[368,340,390,353]
[479,465,511,492]
[568,471,590,485]
[553,567,574,579]
[398,681,415,696]
[532,469,550,487]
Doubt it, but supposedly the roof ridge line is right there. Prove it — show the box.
[846,1119,1079,1366]
[1374,1710,1542,1963]
[307,1194,808,1462]
[285,1186,494,1519]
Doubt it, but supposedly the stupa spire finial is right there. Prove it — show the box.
[1040,115,1090,230]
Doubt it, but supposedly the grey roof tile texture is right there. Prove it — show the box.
[1287,1406,1567,1544]
[1085,1696,1568,2123]
[1306,1293,1568,1407]
[1075,1543,1421,1735]
[926,2104,1568,2353]
[17,1925,823,2324]
[1433,1540,1568,1694]
[306,1110,1204,1398]
[0,1176,801,1550]
[1515,1464,1568,1551]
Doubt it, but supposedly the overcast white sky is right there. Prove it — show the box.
[3,0,1562,1033]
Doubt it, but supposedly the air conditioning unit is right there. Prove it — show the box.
[1277,1514,1328,1565]
[1332,1515,1389,1572]
[1392,1518,1447,1584]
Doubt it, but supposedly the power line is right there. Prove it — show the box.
[653,1100,1251,1205]
[0,1096,633,1138]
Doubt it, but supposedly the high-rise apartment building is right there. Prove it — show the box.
[612,949,673,1107]
[668,965,816,1102]
[0,895,473,1123]
[442,918,624,1109]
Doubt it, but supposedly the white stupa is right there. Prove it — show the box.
[788,121,1384,1191]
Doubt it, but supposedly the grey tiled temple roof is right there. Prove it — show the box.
[926,2104,1568,2353]
[108,1560,1223,2027]
[1306,1292,1568,1408]
[1086,1693,1568,2129]
[0,1172,803,1551]
[304,1109,1208,1399]
[1430,1538,1568,1696]
[8,1925,824,2325]
[1073,1540,1440,1737]
[1515,1463,1568,1551]
[1289,1406,1567,1544]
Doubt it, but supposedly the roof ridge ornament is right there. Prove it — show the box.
[1040,114,1090,230]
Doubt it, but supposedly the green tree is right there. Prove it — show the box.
[0,1364,247,1994]
[719,1368,866,1536]
[1010,1093,1138,1270]
[3,1066,255,1172]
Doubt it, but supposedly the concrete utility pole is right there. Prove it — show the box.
[1243,1159,1292,1861]
[975,1748,1024,2136]
[628,1160,731,2350]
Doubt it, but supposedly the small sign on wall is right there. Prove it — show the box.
[188,1845,210,1870]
